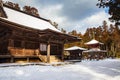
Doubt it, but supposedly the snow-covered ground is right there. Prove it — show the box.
[0,59,120,80]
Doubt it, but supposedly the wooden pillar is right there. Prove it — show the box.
[22,41,25,55]
[8,39,14,55]
[27,57,29,62]
[10,57,14,63]
[61,43,64,62]
[47,43,50,63]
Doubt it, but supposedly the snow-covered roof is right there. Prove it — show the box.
[1,6,61,32]
[85,39,103,45]
[83,48,107,53]
[65,46,87,51]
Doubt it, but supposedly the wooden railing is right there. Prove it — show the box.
[8,47,47,62]
[9,48,36,56]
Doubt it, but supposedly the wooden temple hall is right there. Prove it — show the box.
[0,1,80,63]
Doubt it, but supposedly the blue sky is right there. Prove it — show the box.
[3,0,112,34]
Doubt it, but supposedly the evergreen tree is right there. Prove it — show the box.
[97,0,120,25]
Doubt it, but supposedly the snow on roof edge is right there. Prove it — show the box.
[65,46,87,51]
[85,39,103,45]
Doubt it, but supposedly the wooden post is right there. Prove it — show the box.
[47,43,50,63]
[8,39,14,55]
[10,57,14,63]
[22,41,25,55]
[61,43,64,62]
[27,57,29,62]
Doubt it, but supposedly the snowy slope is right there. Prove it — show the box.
[0,59,120,80]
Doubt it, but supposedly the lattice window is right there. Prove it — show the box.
[40,43,47,51]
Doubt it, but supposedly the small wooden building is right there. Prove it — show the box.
[83,39,107,60]
[64,46,87,60]
[0,1,80,63]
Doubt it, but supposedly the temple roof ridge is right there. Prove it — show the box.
[85,39,103,45]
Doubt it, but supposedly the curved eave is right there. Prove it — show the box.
[40,29,81,43]
[83,50,107,53]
